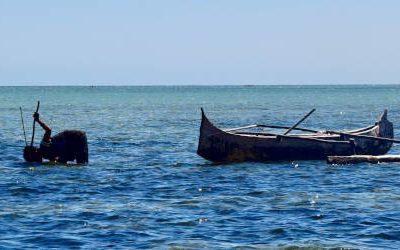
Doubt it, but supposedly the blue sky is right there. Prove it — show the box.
[0,0,399,85]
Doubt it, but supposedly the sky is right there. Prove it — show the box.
[0,0,399,85]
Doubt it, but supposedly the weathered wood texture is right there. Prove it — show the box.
[327,155,400,164]
[197,108,394,163]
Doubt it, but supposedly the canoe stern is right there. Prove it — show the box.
[349,109,393,155]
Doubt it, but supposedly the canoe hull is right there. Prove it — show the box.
[197,110,393,163]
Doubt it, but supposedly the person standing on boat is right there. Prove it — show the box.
[23,112,89,164]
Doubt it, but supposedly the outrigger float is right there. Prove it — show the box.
[197,108,397,163]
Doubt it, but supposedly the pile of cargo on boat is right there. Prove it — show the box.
[197,108,399,164]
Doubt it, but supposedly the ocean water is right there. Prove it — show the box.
[1,85,400,249]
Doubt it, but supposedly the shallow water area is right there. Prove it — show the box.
[1,85,400,248]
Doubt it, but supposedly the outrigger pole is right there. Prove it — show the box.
[30,101,40,146]
[223,124,319,133]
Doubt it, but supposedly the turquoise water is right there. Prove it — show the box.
[1,85,400,248]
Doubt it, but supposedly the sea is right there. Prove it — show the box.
[1,85,400,249]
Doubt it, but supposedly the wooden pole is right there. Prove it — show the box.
[224,125,259,132]
[327,155,400,164]
[30,101,40,146]
[19,107,28,146]
[259,125,319,133]
[223,124,320,133]
[283,109,316,135]
[325,130,400,143]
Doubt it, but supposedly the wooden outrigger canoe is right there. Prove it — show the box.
[197,109,394,163]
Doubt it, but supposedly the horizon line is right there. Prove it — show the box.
[0,82,399,87]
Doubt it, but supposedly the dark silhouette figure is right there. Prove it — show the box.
[23,112,88,164]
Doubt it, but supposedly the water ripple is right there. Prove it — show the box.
[1,86,400,248]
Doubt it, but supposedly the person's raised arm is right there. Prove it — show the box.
[33,112,51,142]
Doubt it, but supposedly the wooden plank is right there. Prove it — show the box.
[327,155,400,164]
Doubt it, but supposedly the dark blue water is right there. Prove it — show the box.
[1,85,400,249]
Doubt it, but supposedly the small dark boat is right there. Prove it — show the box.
[197,109,394,162]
